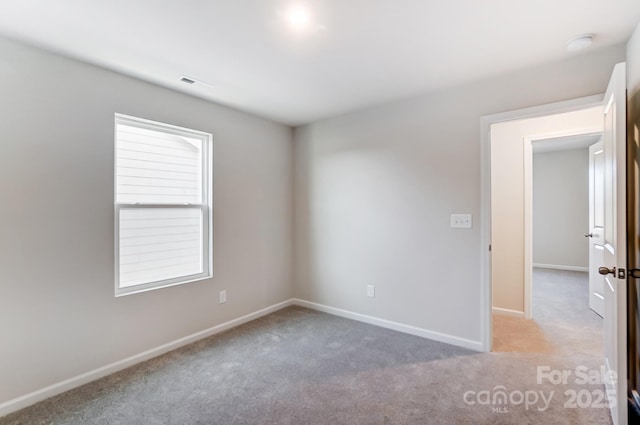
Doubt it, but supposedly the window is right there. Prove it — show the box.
[114,114,212,296]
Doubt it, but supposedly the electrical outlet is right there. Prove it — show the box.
[450,214,472,229]
[367,285,375,298]
[219,290,227,304]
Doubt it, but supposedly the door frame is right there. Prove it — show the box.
[480,94,603,352]
[523,129,602,319]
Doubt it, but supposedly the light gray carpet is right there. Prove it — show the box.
[1,271,612,424]
[494,268,605,357]
[532,268,605,360]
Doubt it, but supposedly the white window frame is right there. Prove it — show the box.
[114,113,212,296]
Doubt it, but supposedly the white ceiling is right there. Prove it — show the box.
[1,1,639,126]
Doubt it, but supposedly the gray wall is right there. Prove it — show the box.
[0,36,293,403]
[2,26,636,407]
[533,148,589,269]
[294,45,625,343]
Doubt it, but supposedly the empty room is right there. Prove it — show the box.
[2,1,640,424]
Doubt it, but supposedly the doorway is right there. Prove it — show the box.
[481,64,628,424]
[492,133,604,353]
[490,105,603,321]
[478,95,605,352]
[530,133,603,318]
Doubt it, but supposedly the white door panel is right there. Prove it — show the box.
[589,140,605,317]
[602,62,627,425]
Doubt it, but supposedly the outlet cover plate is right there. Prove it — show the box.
[367,285,375,298]
[451,214,472,229]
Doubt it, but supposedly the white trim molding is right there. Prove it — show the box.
[492,307,525,318]
[533,263,589,272]
[0,299,294,418]
[1,297,485,418]
[292,299,483,352]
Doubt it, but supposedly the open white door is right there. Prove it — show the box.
[588,139,606,317]
[601,62,627,425]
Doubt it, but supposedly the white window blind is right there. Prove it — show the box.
[115,114,212,296]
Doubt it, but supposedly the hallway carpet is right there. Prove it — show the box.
[493,268,603,359]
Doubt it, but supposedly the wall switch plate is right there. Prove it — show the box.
[450,214,472,229]
[219,290,227,304]
[367,285,375,298]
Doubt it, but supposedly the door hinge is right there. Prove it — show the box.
[618,268,626,279]
[489,244,492,252]
[629,269,640,279]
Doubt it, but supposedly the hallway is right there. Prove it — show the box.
[493,268,603,359]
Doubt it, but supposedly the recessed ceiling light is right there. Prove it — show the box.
[287,5,310,30]
[566,34,594,52]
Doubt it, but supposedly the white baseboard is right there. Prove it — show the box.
[0,299,294,418]
[533,263,588,272]
[292,298,483,352]
[2,297,485,418]
[492,307,525,318]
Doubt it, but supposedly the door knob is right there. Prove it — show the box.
[598,266,616,276]
[584,233,594,238]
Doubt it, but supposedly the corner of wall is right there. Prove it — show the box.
[628,21,640,95]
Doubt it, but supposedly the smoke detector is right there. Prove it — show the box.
[566,34,594,52]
